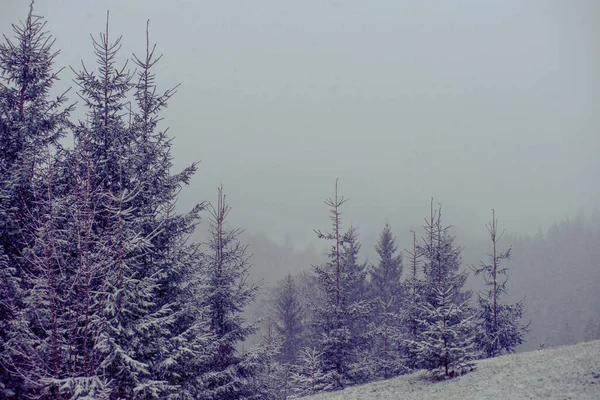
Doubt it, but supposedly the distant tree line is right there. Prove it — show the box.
[0,4,545,400]
[259,185,528,398]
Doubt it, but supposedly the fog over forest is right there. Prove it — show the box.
[2,0,599,250]
[1,1,599,398]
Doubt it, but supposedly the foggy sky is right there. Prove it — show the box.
[2,0,599,250]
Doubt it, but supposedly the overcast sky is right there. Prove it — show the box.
[2,0,599,250]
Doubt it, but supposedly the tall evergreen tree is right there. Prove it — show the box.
[127,21,207,400]
[371,223,403,305]
[1,6,209,399]
[339,226,372,383]
[407,201,477,378]
[405,229,424,339]
[249,323,288,400]
[368,222,406,379]
[198,186,261,399]
[69,17,169,398]
[0,4,72,397]
[403,229,426,371]
[312,180,370,389]
[472,210,528,358]
[289,348,331,397]
[273,273,305,366]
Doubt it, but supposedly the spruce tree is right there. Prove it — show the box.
[340,226,372,383]
[371,222,404,306]
[198,186,261,399]
[472,210,528,358]
[43,16,205,398]
[368,222,406,379]
[407,201,477,378]
[127,21,207,399]
[0,4,72,397]
[249,324,289,400]
[1,6,209,399]
[273,273,305,366]
[289,348,331,397]
[403,229,425,370]
[70,17,167,398]
[312,180,370,389]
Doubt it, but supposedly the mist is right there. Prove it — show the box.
[2,0,599,252]
[2,1,600,398]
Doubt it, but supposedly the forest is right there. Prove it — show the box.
[1,4,599,400]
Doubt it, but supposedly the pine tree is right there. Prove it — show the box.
[273,273,305,366]
[312,180,370,389]
[127,21,207,400]
[405,230,424,339]
[472,210,528,358]
[0,248,17,398]
[0,3,72,397]
[311,180,352,390]
[48,16,205,398]
[403,230,426,371]
[198,186,261,399]
[341,226,369,308]
[368,222,406,379]
[371,223,404,306]
[249,323,289,400]
[411,285,476,379]
[1,6,210,399]
[340,226,372,383]
[69,17,168,398]
[1,112,118,399]
[407,201,477,378]
[289,348,331,397]
[0,0,72,259]
[294,270,323,351]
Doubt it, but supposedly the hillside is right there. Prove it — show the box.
[306,340,600,400]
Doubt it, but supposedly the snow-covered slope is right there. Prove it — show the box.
[306,340,600,400]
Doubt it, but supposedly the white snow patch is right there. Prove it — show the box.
[305,340,600,400]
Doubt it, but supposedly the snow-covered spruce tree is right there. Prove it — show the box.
[70,18,164,398]
[127,21,208,399]
[1,114,120,400]
[273,273,305,366]
[198,186,261,400]
[311,180,370,389]
[371,223,404,308]
[0,4,72,397]
[248,322,290,400]
[472,210,528,358]
[28,140,123,399]
[294,270,323,351]
[403,229,426,371]
[67,16,207,398]
[407,201,477,378]
[341,226,369,309]
[368,222,406,379]
[339,226,372,383]
[0,1,72,258]
[0,248,17,398]
[289,348,331,398]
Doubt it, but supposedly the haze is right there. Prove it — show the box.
[2,0,599,250]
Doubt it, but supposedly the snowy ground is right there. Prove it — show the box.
[306,340,600,400]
